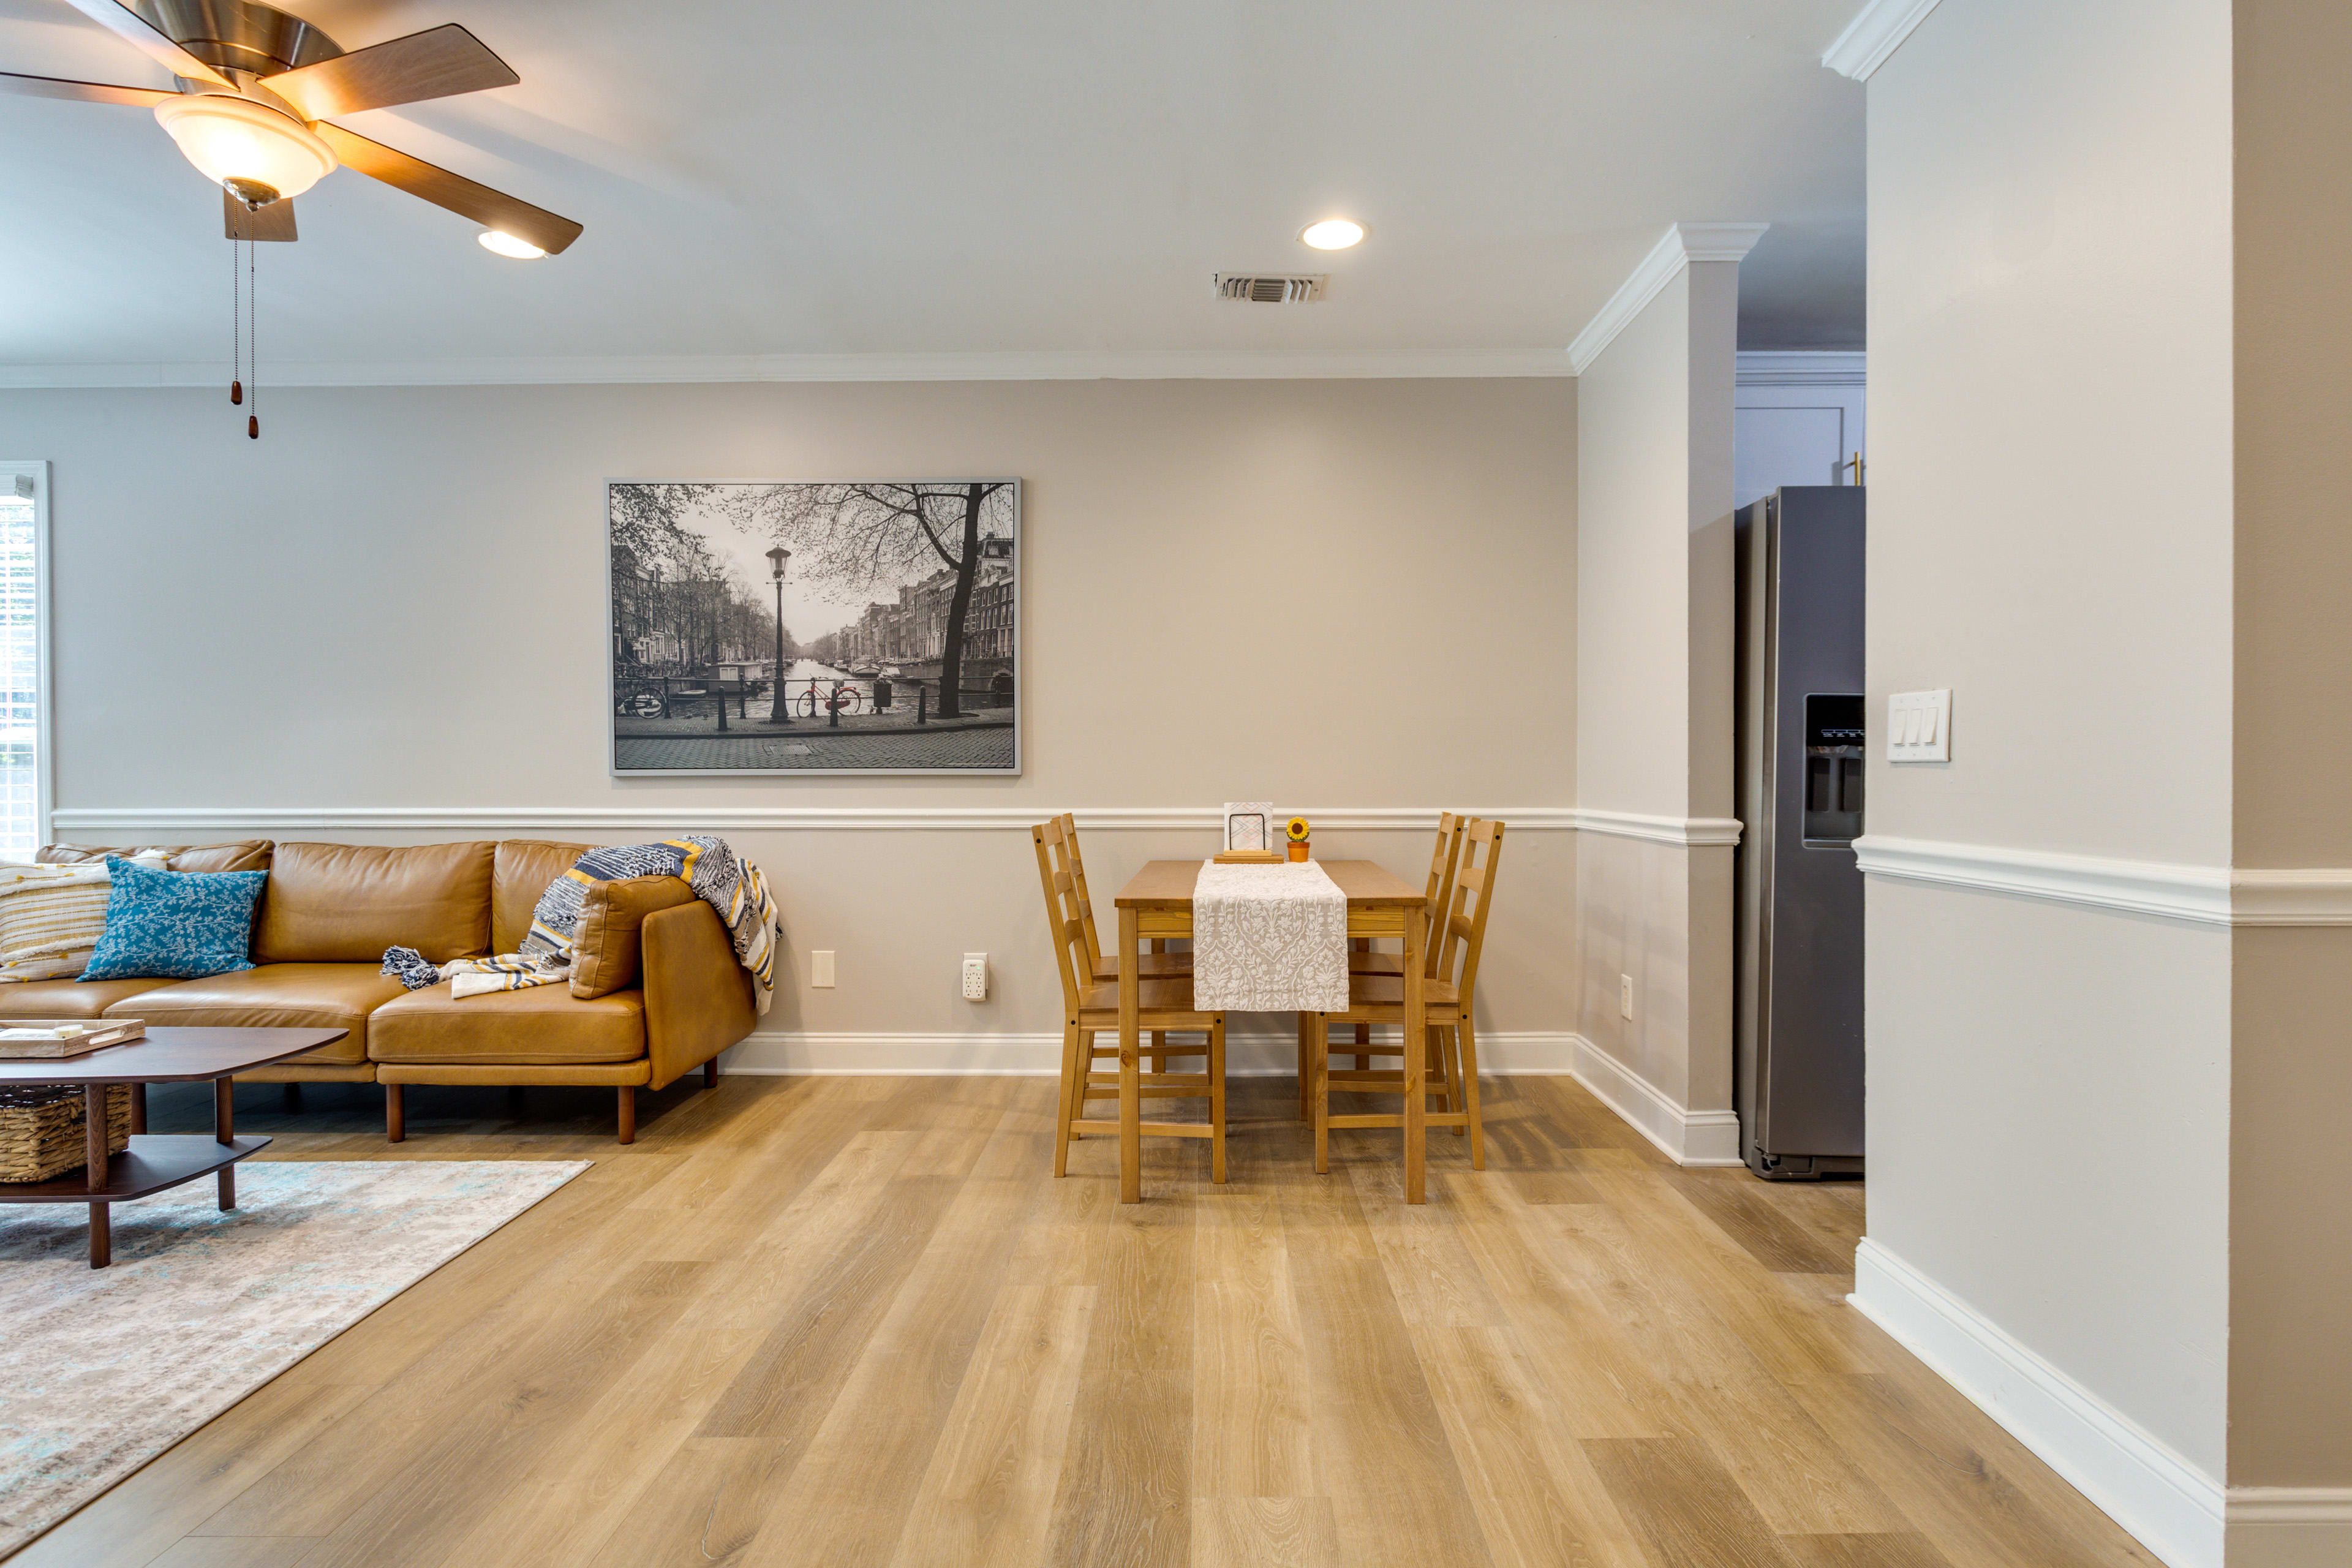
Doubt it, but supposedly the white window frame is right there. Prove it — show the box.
[0,461,51,852]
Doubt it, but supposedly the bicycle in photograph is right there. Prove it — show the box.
[794,678,867,720]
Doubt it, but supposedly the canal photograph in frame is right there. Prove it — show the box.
[608,480,1019,775]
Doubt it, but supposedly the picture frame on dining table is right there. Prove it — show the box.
[1222,802,1276,852]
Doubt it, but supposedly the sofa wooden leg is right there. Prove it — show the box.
[704,1057,719,1090]
[385,1083,405,1143]
[617,1085,637,1145]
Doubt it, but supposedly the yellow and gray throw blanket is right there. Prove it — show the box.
[382,836,779,1012]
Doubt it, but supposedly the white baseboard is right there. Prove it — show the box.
[1563,1035,1743,1166]
[718,1029,1582,1077]
[1850,1237,2224,1568]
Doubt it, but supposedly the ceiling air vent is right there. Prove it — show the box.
[1214,273,1327,304]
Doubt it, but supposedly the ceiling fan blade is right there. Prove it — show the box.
[224,190,296,241]
[0,70,173,106]
[315,123,581,254]
[55,1,233,88]
[260,24,517,119]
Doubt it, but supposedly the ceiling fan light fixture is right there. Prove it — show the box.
[477,229,546,259]
[153,93,335,203]
[1300,218,1365,250]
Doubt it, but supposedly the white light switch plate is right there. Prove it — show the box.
[962,953,989,1001]
[1888,689,1951,763]
[811,951,835,988]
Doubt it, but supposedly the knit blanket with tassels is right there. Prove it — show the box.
[382,835,779,1012]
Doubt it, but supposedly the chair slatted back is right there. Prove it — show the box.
[1434,818,1505,1004]
[1054,812,1109,979]
[1420,813,1466,977]
[1031,818,1090,1014]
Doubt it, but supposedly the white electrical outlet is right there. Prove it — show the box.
[1888,689,1953,763]
[811,951,835,988]
[1619,973,1634,1020]
[962,953,989,1000]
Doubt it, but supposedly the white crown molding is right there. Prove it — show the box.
[48,804,1581,836]
[1567,222,1771,374]
[0,349,1575,391]
[1822,0,1945,81]
[1565,1035,1743,1166]
[1736,350,1866,388]
[721,1030,1581,1076]
[1853,835,2352,927]
[48,804,1752,839]
[1851,1238,2223,1568]
[1570,808,1744,848]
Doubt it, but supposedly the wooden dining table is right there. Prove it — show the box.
[1113,858,1433,1204]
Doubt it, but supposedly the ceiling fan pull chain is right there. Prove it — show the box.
[247,236,260,440]
[230,232,242,407]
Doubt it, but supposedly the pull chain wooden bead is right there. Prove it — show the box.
[230,380,243,405]
[247,415,258,440]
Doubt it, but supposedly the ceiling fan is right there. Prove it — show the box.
[1,0,581,256]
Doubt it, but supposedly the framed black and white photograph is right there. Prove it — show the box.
[608,480,1019,775]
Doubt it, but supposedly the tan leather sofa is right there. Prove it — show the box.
[7,839,755,1142]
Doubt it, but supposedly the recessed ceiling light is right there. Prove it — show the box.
[1300,219,1365,250]
[478,230,546,260]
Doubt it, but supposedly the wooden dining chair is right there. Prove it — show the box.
[1055,812,1191,985]
[1318,812,1468,1116]
[1052,812,1191,1072]
[1308,817,1506,1176]
[1033,820,1227,1182]
[1349,812,1465,977]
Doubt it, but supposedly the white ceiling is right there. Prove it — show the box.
[0,0,1865,378]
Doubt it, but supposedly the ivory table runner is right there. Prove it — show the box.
[1191,861,1349,1012]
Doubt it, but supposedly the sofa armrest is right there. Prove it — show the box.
[641,901,756,1089]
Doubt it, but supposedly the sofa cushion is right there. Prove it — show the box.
[254,842,494,965]
[105,963,404,1066]
[571,875,699,999]
[83,858,268,981]
[0,861,130,981]
[369,982,646,1066]
[39,840,273,873]
[492,840,589,956]
[0,976,181,1020]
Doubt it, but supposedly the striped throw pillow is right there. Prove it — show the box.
[0,859,164,982]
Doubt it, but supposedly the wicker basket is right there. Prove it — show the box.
[0,1084,132,1183]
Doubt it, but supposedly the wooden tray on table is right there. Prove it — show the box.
[0,1019,146,1058]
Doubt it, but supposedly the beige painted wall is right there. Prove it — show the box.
[1866,0,2235,867]
[1864,0,2235,1482]
[1866,881,2231,1476]
[0,377,1579,1047]
[2228,0,2352,1490]
[1577,269,1700,818]
[1572,258,1739,1140]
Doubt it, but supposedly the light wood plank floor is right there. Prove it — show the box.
[16,1073,2164,1568]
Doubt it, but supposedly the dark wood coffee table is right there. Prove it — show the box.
[0,1026,347,1267]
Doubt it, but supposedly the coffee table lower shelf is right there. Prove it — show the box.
[0,1134,273,1267]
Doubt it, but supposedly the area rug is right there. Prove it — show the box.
[0,1158,588,1556]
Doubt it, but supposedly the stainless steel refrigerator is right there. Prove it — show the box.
[1735,485,1865,1180]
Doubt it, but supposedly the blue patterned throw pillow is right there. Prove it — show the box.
[80,856,266,981]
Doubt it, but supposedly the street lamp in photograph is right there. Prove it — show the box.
[766,545,793,725]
